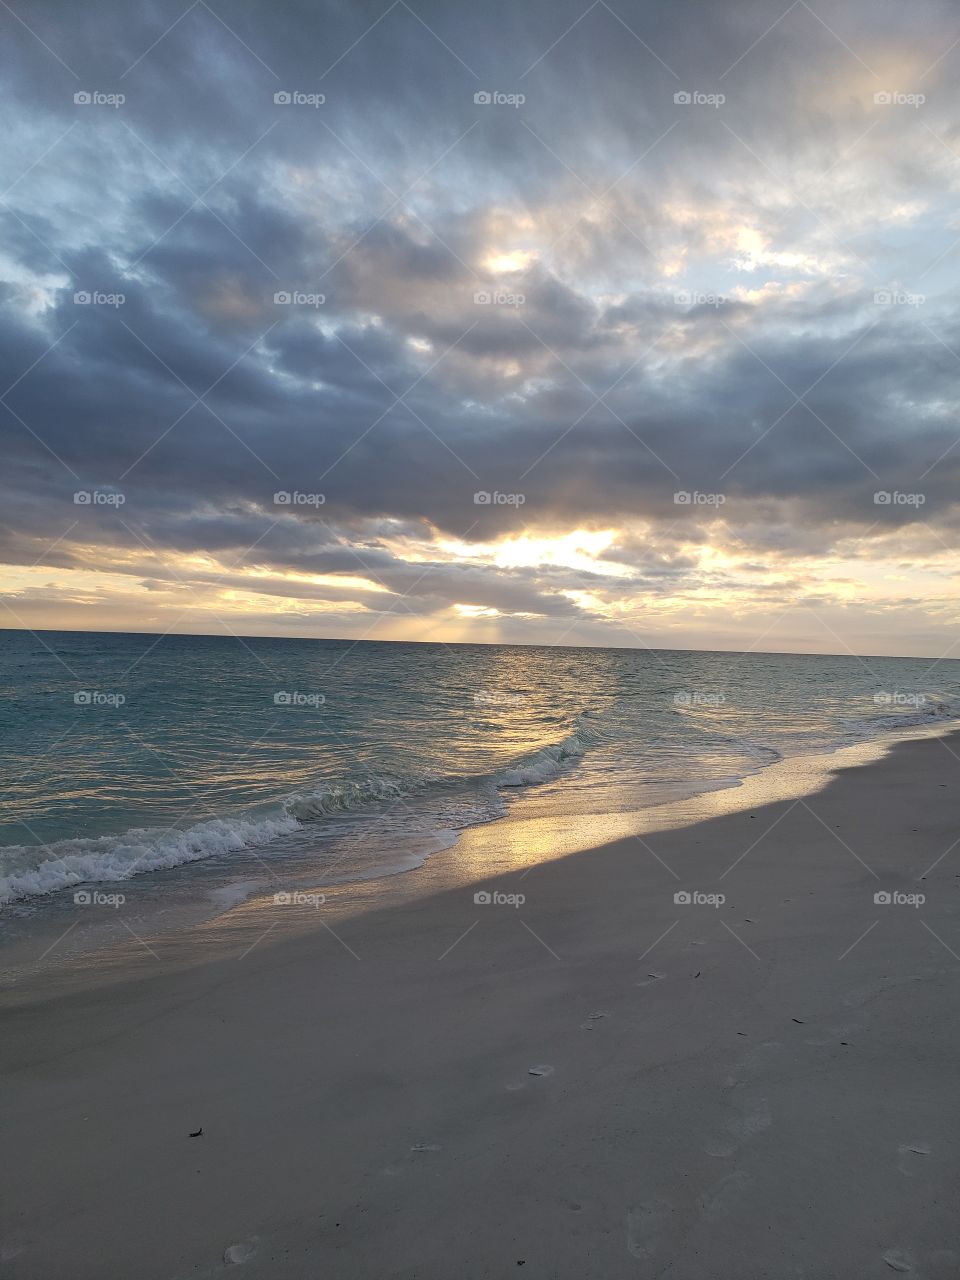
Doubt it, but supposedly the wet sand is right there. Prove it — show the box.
[2,731,960,1278]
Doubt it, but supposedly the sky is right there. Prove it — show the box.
[2,0,959,657]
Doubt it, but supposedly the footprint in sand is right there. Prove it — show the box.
[897,1142,931,1176]
[223,1238,259,1266]
[841,971,939,1012]
[580,1011,608,1029]
[801,1010,870,1047]
[625,1199,680,1263]
[636,972,666,988]
[724,1039,782,1088]
[703,1093,771,1158]
[881,1248,916,1272]
[698,1169,752,1221]
[508,1064,555,1089]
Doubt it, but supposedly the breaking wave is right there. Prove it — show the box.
[0,715,605,904]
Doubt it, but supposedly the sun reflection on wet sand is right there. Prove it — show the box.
[5,718,956,1008]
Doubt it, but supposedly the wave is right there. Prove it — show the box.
[847,696,960,736]
[495,712,602,787]
[0,810,302,906]
[0,716,605,905]
[8,691,953,908]
[283,774,421,819]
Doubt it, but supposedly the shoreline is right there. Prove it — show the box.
[3,670,955,918]
[2,716,957,999]
[3,728,960,1276]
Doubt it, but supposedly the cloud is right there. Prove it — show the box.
[1,0,959,651]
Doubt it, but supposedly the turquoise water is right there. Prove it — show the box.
[1,629,957,904]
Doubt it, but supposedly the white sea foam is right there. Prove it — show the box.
[861,698,960,733]
[0,720,603,904]
[3,689,958,907]
[0,810,302,905]
[495,714,602,787]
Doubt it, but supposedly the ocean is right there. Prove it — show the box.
[1,629,957,908]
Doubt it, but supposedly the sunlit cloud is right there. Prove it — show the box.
[0,0,958,655]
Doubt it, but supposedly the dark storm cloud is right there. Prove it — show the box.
[2,0,960,626]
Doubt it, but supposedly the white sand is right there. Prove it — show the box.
[2,732,960,1278]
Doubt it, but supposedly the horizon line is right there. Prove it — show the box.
[0,623,956,665]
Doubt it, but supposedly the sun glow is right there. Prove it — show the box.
[483,250,535,273]
[437,528,630,576]
[454,603,501,617]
